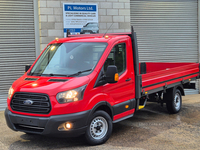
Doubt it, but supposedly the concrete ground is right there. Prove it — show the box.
[0,94,200,150]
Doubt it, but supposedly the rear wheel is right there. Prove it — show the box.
[85,110,112,145]
[164,88,182,114]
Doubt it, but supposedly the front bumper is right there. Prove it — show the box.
[4,108,91,137]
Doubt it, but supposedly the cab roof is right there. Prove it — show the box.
[49,32,132,44]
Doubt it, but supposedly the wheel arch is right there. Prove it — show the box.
[175,84,185,96]
[86,101,113,125]
[163,84,185,103]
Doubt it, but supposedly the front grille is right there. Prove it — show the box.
[11,92,51,114]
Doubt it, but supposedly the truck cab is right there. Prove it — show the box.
[5,33,137,145]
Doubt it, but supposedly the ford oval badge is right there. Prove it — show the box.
[23,99,33,105]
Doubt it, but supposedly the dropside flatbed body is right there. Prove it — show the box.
[140,62,199,96]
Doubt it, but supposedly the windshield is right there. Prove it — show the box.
[30,42,107,77]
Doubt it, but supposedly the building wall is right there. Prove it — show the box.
[38,0,130,51]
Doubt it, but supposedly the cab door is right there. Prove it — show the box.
[102,38,135,121]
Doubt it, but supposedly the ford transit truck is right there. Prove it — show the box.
[5,27,200,145]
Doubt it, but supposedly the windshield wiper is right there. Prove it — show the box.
[41,73,68,77]
[29,69,92,77]
[67,69,92,77]
[29,72,67,77]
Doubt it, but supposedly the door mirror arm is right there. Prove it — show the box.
[94,65,119,88]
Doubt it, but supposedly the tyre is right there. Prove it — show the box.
[85,110,113,145]
[164,88,182,114]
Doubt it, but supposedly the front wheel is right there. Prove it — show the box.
[85,111,112,145]
[164,88,182,114]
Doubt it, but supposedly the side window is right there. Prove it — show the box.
[104,43,126,75]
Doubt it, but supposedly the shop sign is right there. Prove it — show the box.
[63,3,98,37]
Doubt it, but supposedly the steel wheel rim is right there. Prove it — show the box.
[89,116,108,140]
[174,93,181,110]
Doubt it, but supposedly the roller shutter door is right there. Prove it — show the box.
[130,0,199,94]
[130,0,198,62]
[0,0,36,110]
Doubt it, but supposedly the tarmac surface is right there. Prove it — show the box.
[0,94,200,150]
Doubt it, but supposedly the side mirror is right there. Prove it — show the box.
[106,65,119,83]
[25,64,31,72]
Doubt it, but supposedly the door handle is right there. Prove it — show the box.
[126,78,131,82]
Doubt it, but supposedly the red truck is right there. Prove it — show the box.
[5,27,200,145]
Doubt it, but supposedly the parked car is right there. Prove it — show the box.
[80,22,99,34]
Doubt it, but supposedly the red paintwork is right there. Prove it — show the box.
[7,33,200,122]
[142,63,199,92]
[113,109,135,121]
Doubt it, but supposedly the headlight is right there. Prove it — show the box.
[56,85,87,104]
[8,86,14,99]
